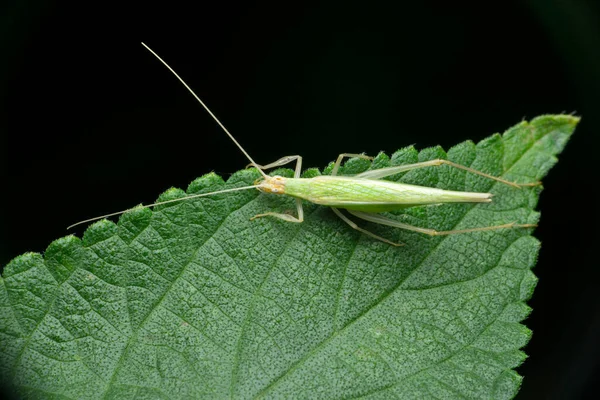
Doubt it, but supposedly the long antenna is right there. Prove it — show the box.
[140,42,268,179]
[67,184,260,230]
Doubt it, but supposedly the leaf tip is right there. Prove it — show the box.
[529,113,580,134]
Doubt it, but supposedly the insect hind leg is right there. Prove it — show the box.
[332,208,404,246]
[355,159,540,188]
[347,210,537,236]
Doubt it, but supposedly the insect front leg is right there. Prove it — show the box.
[355,159,540,188]
[331,153,373,176]
[250,156,305,223]
[347,210,537,236]
[248,155,303,178]
[331,208,404,246]
[250,198,304,223]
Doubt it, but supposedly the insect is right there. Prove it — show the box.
[67,43,538,246]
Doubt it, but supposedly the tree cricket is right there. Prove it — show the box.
[67,43,538,246]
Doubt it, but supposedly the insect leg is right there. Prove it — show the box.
[355,159,539,188]
[250,155,304,222]
[331,154,373,176]
[331,208,404,246]
[248,155,303,178]
[250,198,304,223]
[347,210,537,236]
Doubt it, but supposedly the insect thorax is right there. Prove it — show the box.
[257,176,287,195]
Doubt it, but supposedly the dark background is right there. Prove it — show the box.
[1,1,599,398]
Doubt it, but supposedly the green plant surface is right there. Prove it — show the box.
[0,115,577,399]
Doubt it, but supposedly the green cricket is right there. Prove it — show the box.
[67,43,538,246]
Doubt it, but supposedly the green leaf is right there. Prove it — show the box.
[0,115,577,399]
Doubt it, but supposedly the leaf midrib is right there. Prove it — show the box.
[101,192,261,398]
[229,204,323,398]
[253,125,540,399]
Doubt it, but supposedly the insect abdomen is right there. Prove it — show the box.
[283,176,491,212]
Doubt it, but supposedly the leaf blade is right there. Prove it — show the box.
[0,115,578,399]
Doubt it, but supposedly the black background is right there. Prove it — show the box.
[1,1,599,398]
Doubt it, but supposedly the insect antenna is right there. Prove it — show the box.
[66,184,260,230]
[68,43,270,230]
[141,42,268,179]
